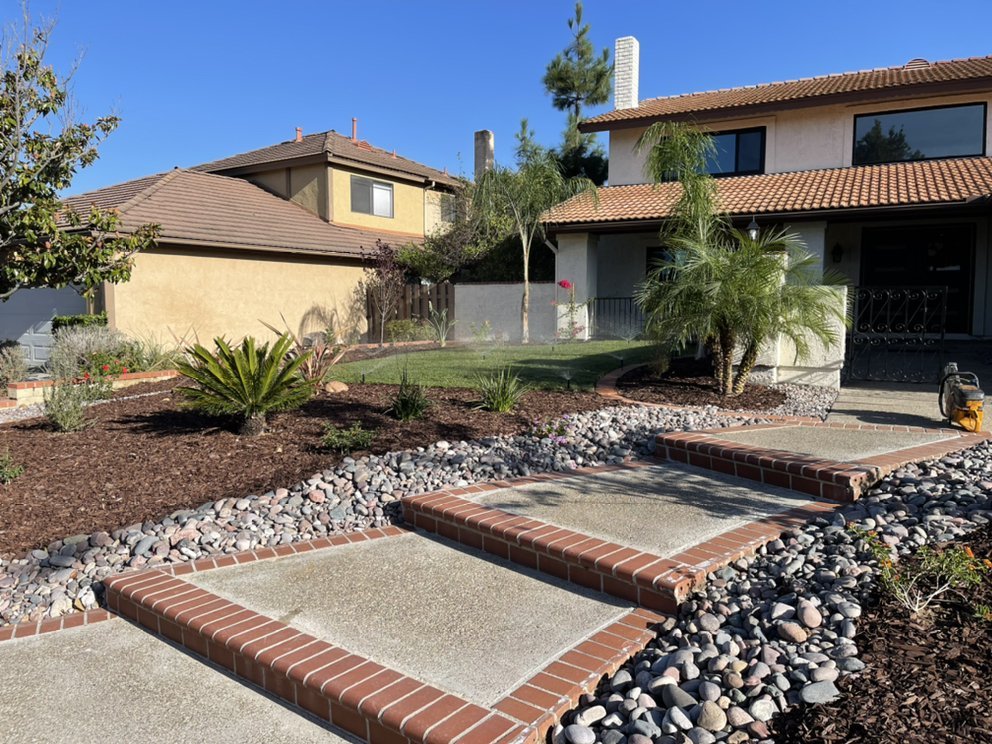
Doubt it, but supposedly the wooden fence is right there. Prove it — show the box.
[365,282,455,343]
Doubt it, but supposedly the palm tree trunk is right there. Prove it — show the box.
[709,336,725,390]
[240,413,266,436]
[521,245,530,344]
[732,341,760,396]
[718,330,736,396]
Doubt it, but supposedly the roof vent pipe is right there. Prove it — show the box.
[352,118,358,142]
[295,127,303,142]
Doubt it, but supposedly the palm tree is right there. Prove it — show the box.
[635,122,848,396]
[475,124,595,343]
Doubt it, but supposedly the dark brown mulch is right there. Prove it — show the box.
[616,357,787,412]
[0,380,607,557]
[773,525,992,744]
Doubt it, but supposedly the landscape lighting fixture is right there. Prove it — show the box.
[746,216,760,240]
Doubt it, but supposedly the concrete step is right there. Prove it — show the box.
[401,461,833,613]
[103,526,663,744]
[654,422,984,500]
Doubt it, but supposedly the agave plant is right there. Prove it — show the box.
[177,334,314,435]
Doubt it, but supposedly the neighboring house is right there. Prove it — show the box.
[13,124,458,355]
[545,39,992,384]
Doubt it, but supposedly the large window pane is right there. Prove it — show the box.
[372,182,393,217]
[707,133,737,174]
[351,176,371,214]
[703,128,765,177]
[737,130,764,173]
[853,103,986,165]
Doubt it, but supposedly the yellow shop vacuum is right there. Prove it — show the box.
[939,363,985,433]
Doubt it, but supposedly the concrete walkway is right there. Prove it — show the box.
[0,620,353,744]
[827,381,948,429]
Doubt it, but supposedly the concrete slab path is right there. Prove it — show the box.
[718,424,954,462]
[0,620,352,744]
[827,382,950,429]
[188,532,630,707]
[472,462,812,557]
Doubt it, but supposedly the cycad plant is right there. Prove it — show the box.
[177,334,314,435]
[635,121,848,396]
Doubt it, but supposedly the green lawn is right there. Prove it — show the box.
[332,340,657,391]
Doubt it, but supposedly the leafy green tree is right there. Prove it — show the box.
[635,122,847,395]
[542,1,611,184]
[854,120,925,165]
[475,124,595,343]
[0,10,158,302]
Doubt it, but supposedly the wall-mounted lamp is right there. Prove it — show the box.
[831,243,844,263]
[746,216,759,241]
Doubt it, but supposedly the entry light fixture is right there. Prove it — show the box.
[746,216,759,240]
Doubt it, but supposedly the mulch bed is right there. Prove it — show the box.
[616,357,787,411]
[773,525,992,743]
[0,380,606,557]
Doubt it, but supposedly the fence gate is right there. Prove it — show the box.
[365,281,454,343]
[591,297,645,339]
[843,286,947,384]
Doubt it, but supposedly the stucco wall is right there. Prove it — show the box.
[109,247,366,344]
[608,92,992,186]
[330,166,424,235]
[0,287,86,365]
[452,282,557,343]
[246,165,329,221]
[424,190,454,236]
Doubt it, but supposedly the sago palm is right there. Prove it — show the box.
[177,334,314,435]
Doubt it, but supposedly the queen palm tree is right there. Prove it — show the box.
[634,122,848,396]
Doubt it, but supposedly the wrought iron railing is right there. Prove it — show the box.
[591,297,645,339]
[843,286,948,383]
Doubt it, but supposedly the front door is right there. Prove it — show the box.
[860,224,974,334]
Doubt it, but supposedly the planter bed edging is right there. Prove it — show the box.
[5,370,180,407]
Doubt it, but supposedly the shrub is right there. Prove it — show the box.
[130,335,186,371]
[321,422,376,453]
[43,381,106,432]
[0,341,28,386]
[51,312,108,334]
[176,334,315,436]
[387,367,430,421]
[48,326,141,380]
[854,526,989,616]
[427,300,456,348]
[262,317,347,384]
[0,449,24,484]
[385,319,432,343]
[476,367,529,413]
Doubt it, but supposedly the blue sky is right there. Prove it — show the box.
[24,0,992,195]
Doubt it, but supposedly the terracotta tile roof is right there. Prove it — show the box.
[61,169,416,258]
[192,130,459,186]
[544,157,992,226]
[583,55,992,130]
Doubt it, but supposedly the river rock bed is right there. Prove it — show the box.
[0,404,756,626]
[554,443,992,744]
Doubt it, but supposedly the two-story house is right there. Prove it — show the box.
[545,38,992,384]
[4,122,458,359]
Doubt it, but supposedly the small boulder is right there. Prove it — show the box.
[323,380,349,394]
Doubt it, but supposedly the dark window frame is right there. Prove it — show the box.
[851,101,988,166]
[350,175,394,218]
[706,126,766,178]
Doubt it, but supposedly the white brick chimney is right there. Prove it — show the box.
[614,36,639,110]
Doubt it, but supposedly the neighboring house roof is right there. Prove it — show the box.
[192,130,460,187]
[61,168,415,258]
[544,157,992,227]
[582,55,992,131]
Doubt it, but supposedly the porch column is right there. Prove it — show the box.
[555,232,598,341]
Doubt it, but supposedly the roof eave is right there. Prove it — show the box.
[154,236,367,261]
[579,76,992,133]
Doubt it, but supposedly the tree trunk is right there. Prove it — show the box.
[240,413,266,436]
[521,245,530,344]
[732,342,760,396]
[709,336,724,390]
[718,330,736,396]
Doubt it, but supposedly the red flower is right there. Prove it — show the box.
[121,367,129,374]
[558,279,573,289]
[83,372,90,380]
[101,364,110,372]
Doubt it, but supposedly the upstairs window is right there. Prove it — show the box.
[351,176,393,218]
[853,103,986,165]
[704,127,765,177]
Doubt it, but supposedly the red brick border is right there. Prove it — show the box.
[656,421,989,501]
[402,481,842,612]
[103,543,529,744]
[0,608,116,644]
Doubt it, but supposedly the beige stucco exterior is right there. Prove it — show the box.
[246,164,330,222]
[330,166,425,235]
[106,246,366,344]
[608,92,992,186]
